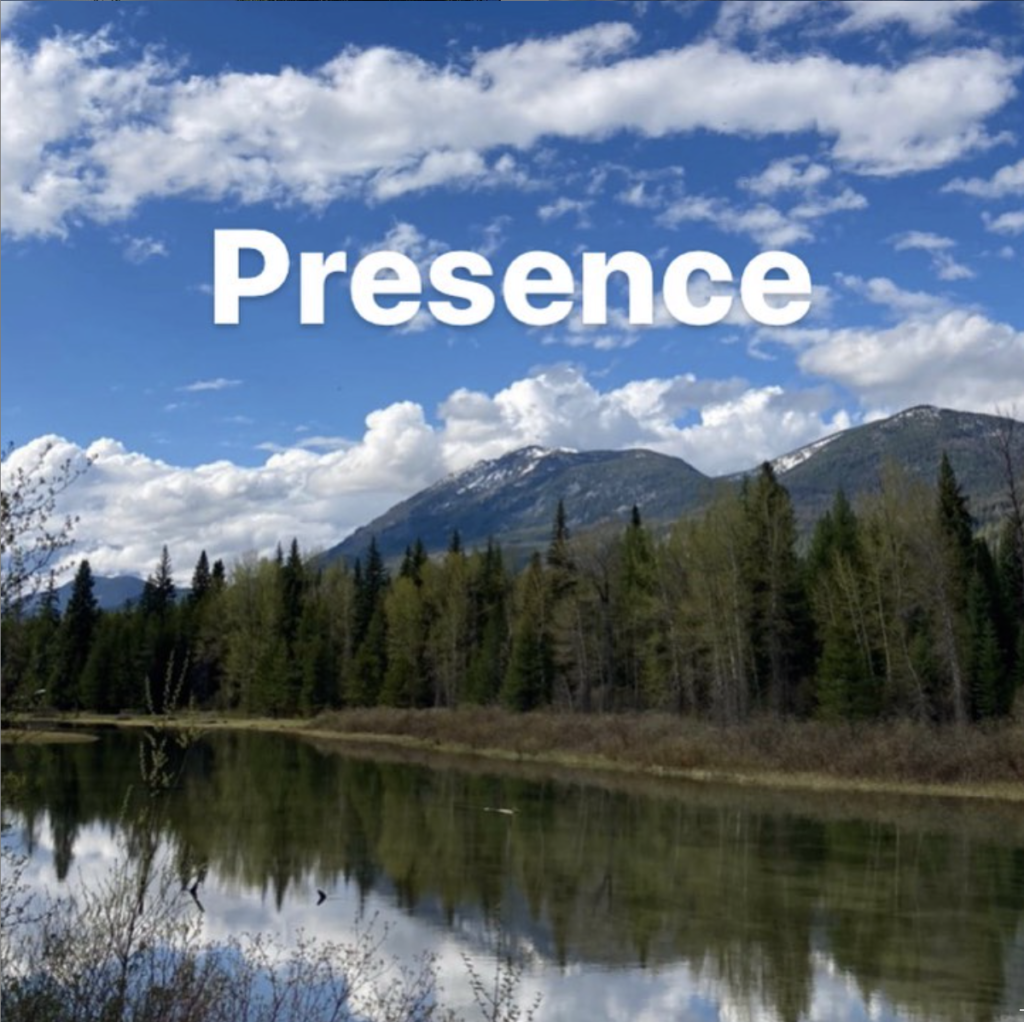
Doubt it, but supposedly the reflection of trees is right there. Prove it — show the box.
[4,732,1023,1022]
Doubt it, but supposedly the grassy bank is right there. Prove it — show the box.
[307,708,1024,802]
[27,708,1024,802]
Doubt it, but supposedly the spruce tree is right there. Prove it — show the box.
[141,546,176,616]
[743,464,812,714]
[53,559,99,708]
[189,550,212,605]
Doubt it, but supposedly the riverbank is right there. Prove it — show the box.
[10,708,1023,803]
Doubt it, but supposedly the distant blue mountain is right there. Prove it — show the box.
[45,574,147,613]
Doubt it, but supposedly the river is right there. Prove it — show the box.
[3,727,1022,1022]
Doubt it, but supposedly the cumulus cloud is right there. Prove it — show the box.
[2,21,1020,237]
[943,158,1024,199]
[2,368,856,578]
[890,231,975,281]
[775,308,1024,413]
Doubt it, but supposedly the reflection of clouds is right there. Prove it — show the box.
[9,819,919,1022]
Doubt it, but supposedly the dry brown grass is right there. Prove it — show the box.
[308,708,1024,797]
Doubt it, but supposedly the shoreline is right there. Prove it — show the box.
[7,709,1022,804]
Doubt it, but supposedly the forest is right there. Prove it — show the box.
[2,455,1022,726]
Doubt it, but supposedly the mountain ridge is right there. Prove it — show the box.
[328,405,1022,564]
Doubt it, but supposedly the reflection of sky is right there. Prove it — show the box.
[7,816,939,1022]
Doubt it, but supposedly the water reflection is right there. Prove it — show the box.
[4,729,1023,1022]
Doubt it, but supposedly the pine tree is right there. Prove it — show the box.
[743,464,812,714]
[614,506,660,708]
[141,545,176,617]
[807,490,878,720]
[53,559,99,708]
[968,542,1010,719]
[211,558,227,591]
[347,538,390,706]
[464,541,510,705]
[189,550,212,605]
[399,539,428,587]
[547,499,574,580]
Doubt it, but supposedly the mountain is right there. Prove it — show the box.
[772,405,1022,530]
[330,446,714,564]
[34,574,147,613]
[327,407,1022,565]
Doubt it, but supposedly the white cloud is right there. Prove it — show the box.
[122,235,168,264]
[371,150,487,201]
[838,0,991,34]
[659,186,866,247]
[2,369,855,578]
[2,22,1019,237]
[835,274,952,318]
[363,221,448,269]
[892,230,957,253]
[537,197,592,228]
[984,210,1024,235]
[944,158,1024,199]
[11,296,1014,578]
[777,309,1024,412]
[740,156,832,197]
[0,1,28,29]
[660,196,808,247]
[717,0,992,38]
[180,378,242,393]
[890,231,975,281]
[0,0,27,29]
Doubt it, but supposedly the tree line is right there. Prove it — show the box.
[2,455,1022,724]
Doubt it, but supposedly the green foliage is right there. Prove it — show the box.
[3,455,1017,727]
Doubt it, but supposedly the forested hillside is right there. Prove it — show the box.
[2,456,1022,725]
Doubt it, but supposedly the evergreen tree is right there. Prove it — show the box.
[743,465,812,714]
[53,559,99,708]
[211,558,227,591]
[347,539,390,706]
[547,499,574,580]
[807,490,878,720]
[399,539,428,587]
[465,540,510,705]
[967,542,1010,719]
[613,506,660,708]
[189,550,212,605]
[141,545,176,616]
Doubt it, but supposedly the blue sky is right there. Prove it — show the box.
[2,0,1023,580]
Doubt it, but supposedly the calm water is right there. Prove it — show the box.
[3,728,1023,1022]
